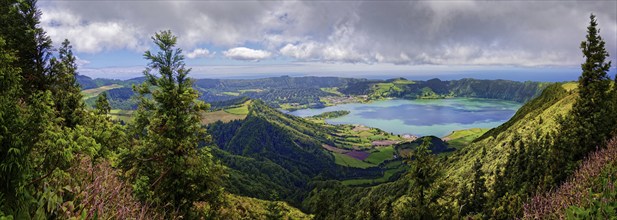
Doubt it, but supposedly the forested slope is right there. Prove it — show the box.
[207,100,385,205]
[445,82,576,185]
[300,82,577,218]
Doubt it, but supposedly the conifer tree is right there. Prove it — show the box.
[572,14,612,153]
[396,137,441,219]
[95,92,111,115]
[553,14,613,183]
[0,35,30,215]
[1,0,54,96]
[121,30,224,216]
[51,39,84,127]
[469,158,487,213]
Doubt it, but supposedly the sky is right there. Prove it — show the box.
[38,0,617,81]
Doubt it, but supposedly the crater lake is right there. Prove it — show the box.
[287,98,522,137]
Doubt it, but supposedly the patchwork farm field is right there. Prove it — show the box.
[202,101,251,124]
[332,152,374,168]
[365,146,395,164]
[341,160,407,186]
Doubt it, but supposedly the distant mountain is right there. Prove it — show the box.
[76,75,98,89]
[341,77,550,102]
[80,76,550,110]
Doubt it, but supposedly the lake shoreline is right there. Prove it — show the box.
[287,98,522,137]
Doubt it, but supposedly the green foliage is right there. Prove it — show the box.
[0,0,54,97]
[308,110,350,119]
[95,92,111,115]
[565,173,617,219]
[566,192,617,219]
[332,152,374,168]
[448,79,549,103]
[395,136,453,155]
[459,157,487,216]
[550,14,614,186]
[120,30,225,216]
[341,77,547,102]
[477,83,569,142]
[341,161,407,186]
[443,128,488,149]
[51,39,84,128]
[223,102,249,115]
[0,5,99,217]
[0,35,31,215]
[365,146,395,164]
[399,137,442,219]
[216,194,312,220]
[265,200,284,220]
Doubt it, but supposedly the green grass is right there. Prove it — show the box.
[333,152,375,169]
[345,137,361,142]
[562,82,578,91]
[202,110,247,124]
[357,131,373,138]
[365,146,395,164]
[81,84,123,99]
[341,161,407,186]
[224,101,250,115]
[330,124,403,150]
[278,103,310,110]
[222,194,312,219]
[368,134,387,141]
[392,79,415,85]
[443,128,489,149]
[203,101,250,124]
[222,91,240,96]
[320,87,344,96]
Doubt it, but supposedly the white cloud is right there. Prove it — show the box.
[41,8,146,53]
[40,1,617,67]
[280,42,318,60]
[75,56,90,67]
[185,48,212,59]
[223,47,272,61]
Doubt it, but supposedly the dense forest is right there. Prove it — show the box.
[1,1,617,219]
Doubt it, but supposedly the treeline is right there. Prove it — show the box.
[308,110,351,119]
[341,78,549,103]
[242,88,329,108]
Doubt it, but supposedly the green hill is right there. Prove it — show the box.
[340,78,550,103]
[80,76,550,110]
[207,100,386,205]
[301,82,581,218]
[395,136,453,156]
[443,82,576,186]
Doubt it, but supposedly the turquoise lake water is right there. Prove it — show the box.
[288,98,522,137]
